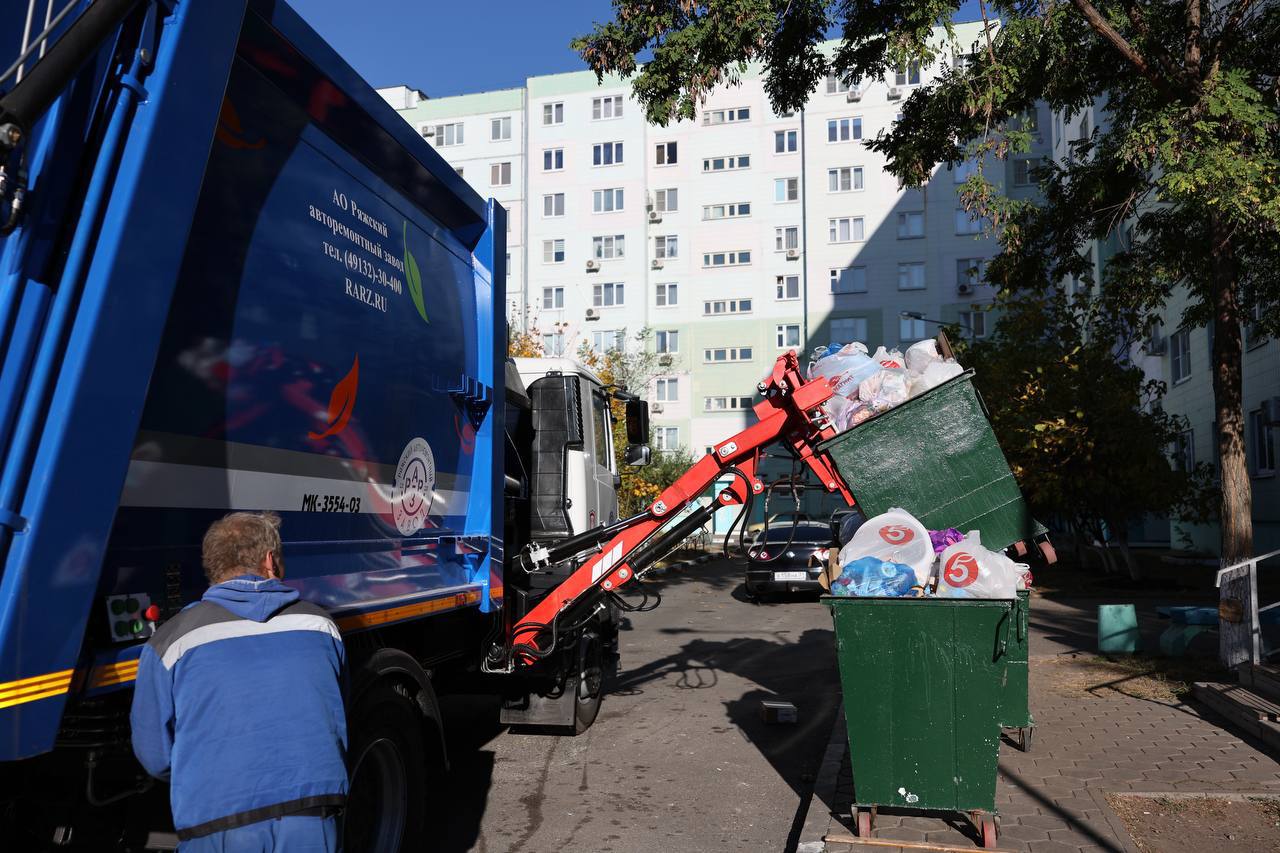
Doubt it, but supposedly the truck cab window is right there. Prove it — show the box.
[592,390,613,470]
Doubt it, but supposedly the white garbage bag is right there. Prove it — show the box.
[838,509,935,586]
[935,531,1023,599]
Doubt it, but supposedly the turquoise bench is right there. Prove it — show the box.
[1157,606,1280,656]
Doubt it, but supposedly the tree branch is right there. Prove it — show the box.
[1185,0,1202,77]
[1067,0,1166,86]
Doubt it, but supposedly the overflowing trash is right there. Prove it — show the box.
[809,338,964,432]
[826,509,1029,600]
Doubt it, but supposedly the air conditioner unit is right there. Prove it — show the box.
[651,259,664,270]
[585,307,600,321]
[658,354,674,367]
[785,248,800,261]
[585,259,600,272]
[957,282,974,296]
[846,90,861,103]
[887,87,902,100]
[648,210,662,223]
[651,404,665,414]
[1262,397,1280,426]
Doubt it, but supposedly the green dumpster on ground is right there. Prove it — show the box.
[826,595,1016,846]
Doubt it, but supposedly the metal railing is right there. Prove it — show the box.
[5,0,81,88]
[1214,546,1280,666]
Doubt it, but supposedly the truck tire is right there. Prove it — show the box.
[573,629,605,734]
[344,679,440,853]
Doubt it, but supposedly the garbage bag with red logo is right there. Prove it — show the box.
[837,509,934,586]
[935,531,1023,599]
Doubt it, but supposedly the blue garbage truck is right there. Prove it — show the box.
[0,1,658,848]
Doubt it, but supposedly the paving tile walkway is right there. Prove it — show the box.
[805,595,1280,853]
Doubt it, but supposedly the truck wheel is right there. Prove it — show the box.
[573,630,605,734]
[345,680,436,853]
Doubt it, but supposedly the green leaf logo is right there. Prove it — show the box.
[403,220,428,323]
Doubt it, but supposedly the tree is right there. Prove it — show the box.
[576,329,696,515]
[957,290,1212,579]
[573,1,1279,565]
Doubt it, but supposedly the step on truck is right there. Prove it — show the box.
[0,1,650,848]
[0,2,869,850]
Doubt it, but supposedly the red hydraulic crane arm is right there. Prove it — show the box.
[507,352,855,666]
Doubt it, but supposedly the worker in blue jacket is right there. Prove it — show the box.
[131,512,348,851]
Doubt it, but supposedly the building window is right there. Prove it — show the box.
[703,202,751,220]
[897,212,925,239]
[655,330,679,354]
[592,141,624,166]
[703,298,752,315]
[957,258,988,289]
[593,188,624,213]
[543,102,564,125]
[702,251,751,267]
[655,377,679,402]
[955,208,983,235]
[895,61,921,86]
[1013,158,1045,186]
[828,167,864,192]
[543,193,565,217]
[542,333,566,356]
[592,330,624,353]
[542,239,565,263]
[703,154,751,172]
[1245,303,1268,349]
[897,262,926,290]
[654,235,678,259]
[1170,327,1192,384]
[592,235,625,259]
[490,116,511,141]
[490,162,511,186]
[952,159,978,183]
[960,310,988,338]
[655,141,678,165]
[592,282,625,307]
[704,396,755,411]
[1174,430,1195,473]
[702,107,750,125]
[704,346,753,363]
[1017,109,1039,132]
[825,73,852,95]
[543,148,564,171]
[775,177,799,202]
[899,316,927,341]
[830,267,868,294]
[827,117,863,143]
[828,217,865,243]
[592,95,623,120]
[541,286,564,309]
[776,275,800,301]
[654,426,679,452]
[656,282,678,307]
[775,129,798,153]
[831,317,868,344]
[427,122,464,147]
[654,188,678,212]
[1251,410,1276,475]
[775,226,799,252]
[776,323,801,348]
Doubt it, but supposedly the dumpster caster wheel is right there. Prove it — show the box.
[979,815,998,849]
[856,807,874,838]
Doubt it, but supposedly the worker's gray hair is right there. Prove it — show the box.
[201,512,283,584]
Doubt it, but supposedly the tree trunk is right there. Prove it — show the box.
[1113,524,1142,582]
[1208,212,1255,667]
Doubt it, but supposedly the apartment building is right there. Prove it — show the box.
[378,22,1041,476]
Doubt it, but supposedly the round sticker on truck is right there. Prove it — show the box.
[393,437,435,535]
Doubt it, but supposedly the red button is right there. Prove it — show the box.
[143,604,161,621]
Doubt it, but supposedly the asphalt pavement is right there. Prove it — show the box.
[436,555,842,852]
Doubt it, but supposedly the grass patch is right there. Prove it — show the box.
[1039,653,1227,703]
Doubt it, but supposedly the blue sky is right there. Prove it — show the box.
[291,1,987,98]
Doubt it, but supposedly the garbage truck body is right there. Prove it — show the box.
[0,0,630,846]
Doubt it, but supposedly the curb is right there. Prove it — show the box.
[797,705,847,852]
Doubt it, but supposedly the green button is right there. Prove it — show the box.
[111,599,126,615]
[131,619,144,634]
[114,620,131,636]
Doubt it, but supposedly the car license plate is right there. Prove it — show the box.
[773,571,806,582]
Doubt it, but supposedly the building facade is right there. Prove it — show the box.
[378,22,1048,474]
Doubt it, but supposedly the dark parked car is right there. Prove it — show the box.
[744,523,837,597]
